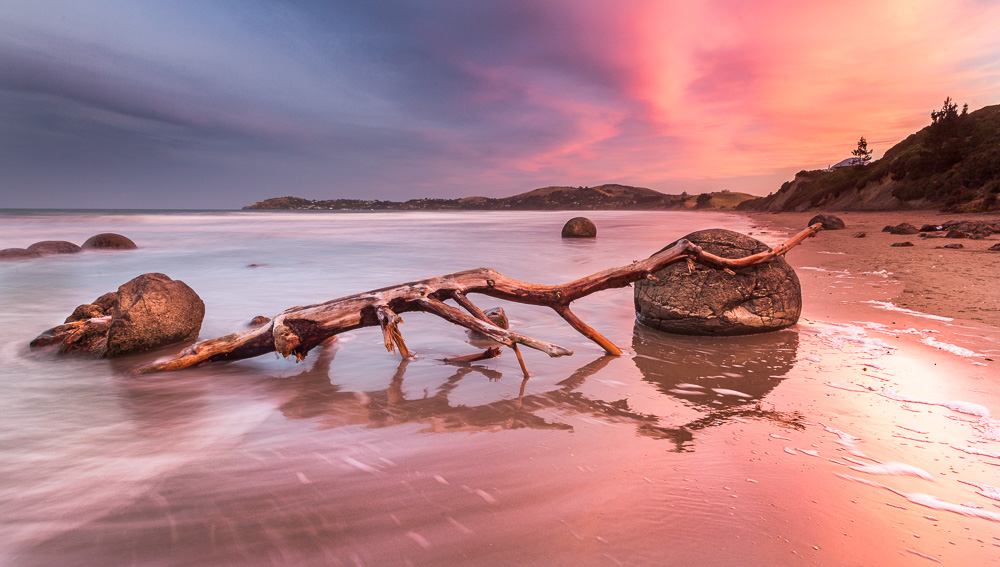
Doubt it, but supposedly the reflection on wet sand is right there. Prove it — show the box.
[266,325,805,450]
[631,324,805,437]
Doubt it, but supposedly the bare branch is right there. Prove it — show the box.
[131,224,820,374]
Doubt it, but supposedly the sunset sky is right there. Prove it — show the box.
[3,0,1000,208]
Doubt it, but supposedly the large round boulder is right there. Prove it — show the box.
[104,273,205,357]
[31,273,204,357]
[82,233,137,250]
[807,214,845,230]
[28,240,82,255]
[561,217,597,238]
[634,229,802,335]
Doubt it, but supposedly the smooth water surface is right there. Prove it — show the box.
[2,210,998,566]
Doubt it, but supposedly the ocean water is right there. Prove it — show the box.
[1,210,998,566]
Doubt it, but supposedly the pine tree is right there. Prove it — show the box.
[851,136,873,167]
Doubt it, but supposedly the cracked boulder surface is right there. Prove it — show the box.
[634,229,801,335]
[43,273,205,357]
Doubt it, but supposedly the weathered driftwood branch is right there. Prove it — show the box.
[134,224,820,374]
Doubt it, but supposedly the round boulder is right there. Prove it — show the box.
[27,240,82,255]
[32,274,204,357]
[104,273,204,357]
[0,248,42,260]
[888,223,920,235]
[561,217,597,238]
[82,233,137,250]
[249,315,272,327]
[807,214,845,230]
[634,229,801,336]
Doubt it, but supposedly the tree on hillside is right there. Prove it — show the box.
[928,97,970,168]
[694,193,712,209]
[931,96,959,125]
[851,136,873,167]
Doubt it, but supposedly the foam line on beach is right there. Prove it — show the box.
[862,301,954,322]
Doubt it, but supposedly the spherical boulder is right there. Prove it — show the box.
[32,273,204,357]
[561,217,597,238]
[27,240,82,255]
[807,214,845,230]
[634,229,801,336]
[82,233,137,250]
[0,248,42,260]
[104,273,205,357]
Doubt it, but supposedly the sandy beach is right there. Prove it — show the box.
[746,211,1000,329]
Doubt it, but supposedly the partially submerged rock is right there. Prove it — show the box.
[634,229,801,336]
[27,240,82,255]
[31,273,204,357]
[891,241,914,247]
[807,214,845,230]
[82,233,137,250]
[0,248,42,261]
[467,306,510,341]
[561,217,597,238]
[249,315,272,327]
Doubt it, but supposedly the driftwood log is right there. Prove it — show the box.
[129,225,820,375]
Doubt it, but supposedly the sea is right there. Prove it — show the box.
[1,209,998,566]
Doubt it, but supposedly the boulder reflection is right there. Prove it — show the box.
[264,324,803,451]
[632,324,803,431]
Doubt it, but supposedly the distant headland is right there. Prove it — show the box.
[243,184,757,211]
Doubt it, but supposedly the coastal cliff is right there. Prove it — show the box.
[739,102,1000,213]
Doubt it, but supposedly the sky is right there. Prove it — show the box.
[2,1,1000,209]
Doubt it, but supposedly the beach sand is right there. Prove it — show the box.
[746,211,1000,329]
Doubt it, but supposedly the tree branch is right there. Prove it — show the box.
[132,224,820,374]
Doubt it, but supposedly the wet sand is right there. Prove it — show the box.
[746,211,1000,328]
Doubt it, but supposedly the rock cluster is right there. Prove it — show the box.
[634,229,801,336]
[1,233,135,261]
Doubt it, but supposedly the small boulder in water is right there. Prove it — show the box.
[561,217,597,238]
[27,240,82,255]
[249,315,272,327]
[634,229,801,336]
[0,248,42,261]
[82,233,137,250]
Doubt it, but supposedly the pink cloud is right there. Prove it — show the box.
[613,0,1000,186]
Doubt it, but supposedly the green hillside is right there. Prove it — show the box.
[739,101,1000,212]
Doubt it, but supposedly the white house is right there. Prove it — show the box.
[826,157,862,171]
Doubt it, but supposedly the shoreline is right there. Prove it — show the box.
[743,210,1000,329]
